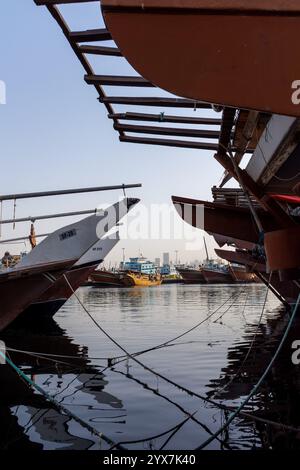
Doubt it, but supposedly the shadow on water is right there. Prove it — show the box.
[1,285,300,450]
[0,318,125,450]
[207,306,300,450]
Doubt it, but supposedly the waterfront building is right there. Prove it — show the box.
[163,252,170,266]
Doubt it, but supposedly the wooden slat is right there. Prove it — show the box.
[39,4,124,134]
[108,112,222,125]
[85,75,154,87]
[120,135,219,150]
[115,123,220,139]
[69,28,112,43]
[35,1,97,4]
[100,96,210,108]
[80,45,121,56]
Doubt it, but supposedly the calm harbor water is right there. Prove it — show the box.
[1,284,300,450]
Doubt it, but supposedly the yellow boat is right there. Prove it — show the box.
[122,272,162,287]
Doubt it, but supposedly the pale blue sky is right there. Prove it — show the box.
[0,1,228,265]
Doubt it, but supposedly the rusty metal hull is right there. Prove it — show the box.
[102,1,300,116]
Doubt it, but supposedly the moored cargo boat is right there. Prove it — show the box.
[176,266,206,284]
[201,266,234,284]
[229,264,260,283]
[89,270,126,287]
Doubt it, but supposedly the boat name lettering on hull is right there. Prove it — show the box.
[59,229,77,241]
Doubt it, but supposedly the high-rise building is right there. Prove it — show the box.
[163,252,170,266]
[155,258,161,267]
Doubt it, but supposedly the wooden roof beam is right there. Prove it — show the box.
[69,28,112,43]
[108,112,222,125]
[100,97,211,108]
[114,123,220,139]
[35,1,98,5]
[80,45,122,56]
[120,135,219,150]
[85,74,155,87]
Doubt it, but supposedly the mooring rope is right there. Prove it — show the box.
[110,288,245,366]
[0,349,125,450]
[196,293,300,450]
[64,274,297,435]
[5,289,245,373]
[109,410,198,450]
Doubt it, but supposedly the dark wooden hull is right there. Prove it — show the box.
[172,196,279,244]
[19,263,100,321]
[202,268,234,284]
[216,248,298,305]
[89,271,126,287]
[176,267,206,284]
[229,266,260,283]
[0,260,74,331]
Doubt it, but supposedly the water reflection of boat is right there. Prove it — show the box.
[207,310,300,449]
[0,319,124,450]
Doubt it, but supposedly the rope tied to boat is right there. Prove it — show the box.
[63,274,299,440]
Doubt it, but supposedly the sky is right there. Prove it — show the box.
[0,1,233,266]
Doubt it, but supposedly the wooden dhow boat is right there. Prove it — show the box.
[176,266,206,284]
[18,235,120,322]
[88,270,126,288]
[0,198,139,330]
[19,196,139,320]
